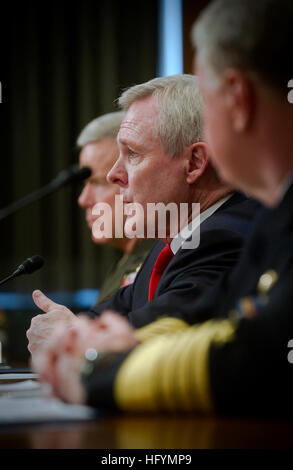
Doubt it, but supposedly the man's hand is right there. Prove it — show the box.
[26,290,76,355]
[32,311,138,404]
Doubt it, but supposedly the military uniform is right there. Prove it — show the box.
[82,183,293,417]
[96,240,155,304]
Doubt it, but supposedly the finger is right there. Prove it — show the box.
[63,328,79,355]
[40,342,60,387]
[97,310,120,328]
[32,290,65,313]
[100,310,120,317]
[31,350,48,381]
[99,310,130,329]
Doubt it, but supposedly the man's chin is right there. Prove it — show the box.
[84,219,93,232]
[91,234,109,245]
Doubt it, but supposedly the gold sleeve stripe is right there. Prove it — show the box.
[135,317,189,343]
[115,318,236,412]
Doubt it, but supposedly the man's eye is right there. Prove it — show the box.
[128,149,137,158]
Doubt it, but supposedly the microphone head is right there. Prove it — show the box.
[73,165,92,181]
[20,255,45,274]
[53,165,92,188]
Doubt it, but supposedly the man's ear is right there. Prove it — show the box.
[223,68,255,132]
[185,142,209,184]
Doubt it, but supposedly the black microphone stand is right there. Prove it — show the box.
[0,165,91,222]
[0,272,19,287]
[0,165,90,369]
[0,256,44,370]
[0,182,61,221]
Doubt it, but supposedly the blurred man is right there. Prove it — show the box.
[27,74,258,361]
[77,112,154,303]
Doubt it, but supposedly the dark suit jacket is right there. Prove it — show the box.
[89,193,260,327]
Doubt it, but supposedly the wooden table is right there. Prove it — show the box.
[1,371,292,450]
[1,413,293,449]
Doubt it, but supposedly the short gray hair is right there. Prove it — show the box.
[77,111,125,147]
[192,0,293,92]
[118,74,202,158]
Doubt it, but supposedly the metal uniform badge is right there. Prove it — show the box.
[230,269,279,319]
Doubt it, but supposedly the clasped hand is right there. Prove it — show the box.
[26,290,138,403]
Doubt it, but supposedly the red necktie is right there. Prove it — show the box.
[148,244,174,301]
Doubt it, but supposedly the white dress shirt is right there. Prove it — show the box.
[170,194,233,254]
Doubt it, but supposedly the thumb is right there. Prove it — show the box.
[32,289,67,313]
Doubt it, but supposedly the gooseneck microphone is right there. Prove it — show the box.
[0,165,91,222]
[48,165,92,189]
[0,255,45,287]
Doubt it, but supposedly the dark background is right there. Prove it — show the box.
[0,0,210,361]
[0,0,159,293]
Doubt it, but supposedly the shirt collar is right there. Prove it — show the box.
[170,194,233,254]
[278,173,293,204]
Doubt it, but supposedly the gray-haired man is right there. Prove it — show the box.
[77,112,154,303]
[52,0,293,416]
[27,74,258,391]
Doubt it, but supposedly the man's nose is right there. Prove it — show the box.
[78,183,93,208]
[107,156,128,187]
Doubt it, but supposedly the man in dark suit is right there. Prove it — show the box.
[26,74,258,357]
[30,0,293,416]
[88,192,256,328]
